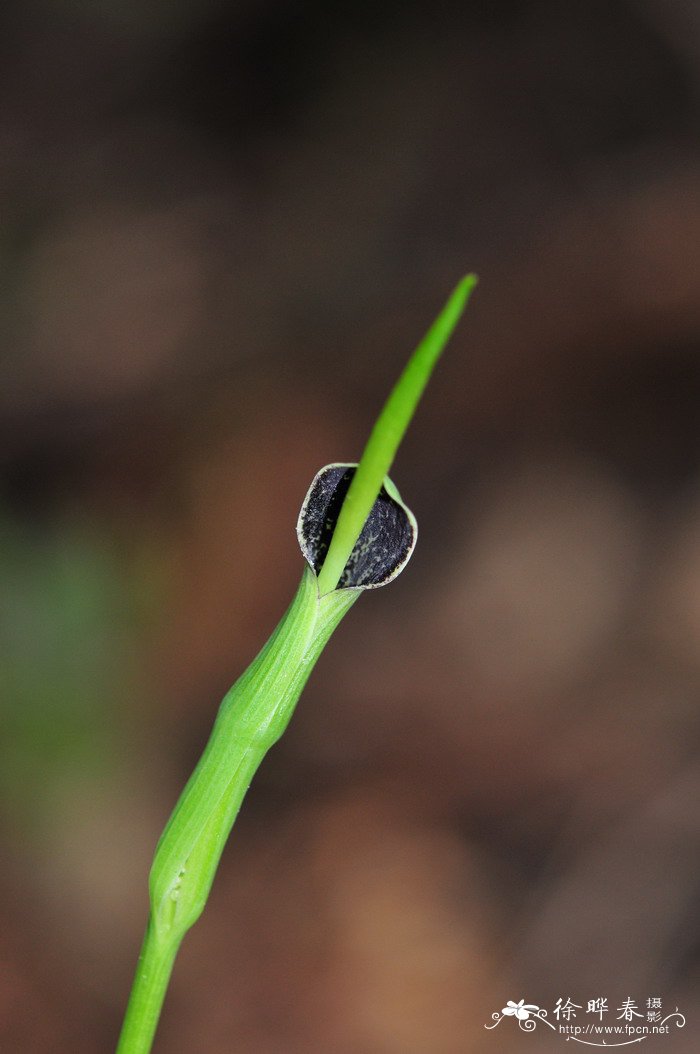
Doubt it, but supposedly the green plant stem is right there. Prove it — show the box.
[316,273,477,594]
[116,922,179,1054]
[116,569,359,1054]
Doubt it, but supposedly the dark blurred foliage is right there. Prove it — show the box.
[1,1,700,1050]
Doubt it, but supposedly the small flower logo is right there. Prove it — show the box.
[502,999,540,1021]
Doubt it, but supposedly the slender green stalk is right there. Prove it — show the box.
[316,274,477,594]
[116,571,358,1054]
[116,276,476,1054]
[115,922,179,1054]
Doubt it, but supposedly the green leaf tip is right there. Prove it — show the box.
[315,274,477,595]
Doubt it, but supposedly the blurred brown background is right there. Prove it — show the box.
[1,0,700,1051]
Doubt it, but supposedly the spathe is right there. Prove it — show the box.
[297,463,417,590]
